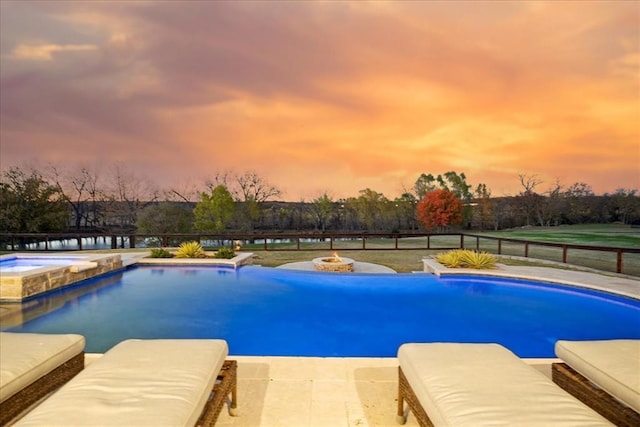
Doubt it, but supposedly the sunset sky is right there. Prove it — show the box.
[1,1,638,201]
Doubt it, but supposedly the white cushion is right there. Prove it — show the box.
[15,339,228,427]
[555,339,640,412]
[0,332,85,403]
[398,343,612,426]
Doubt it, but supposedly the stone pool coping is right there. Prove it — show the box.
[134,251,254,268]
[422,257,640,300]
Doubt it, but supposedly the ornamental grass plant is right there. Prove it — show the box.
[436,249,497,269]
[175,241,207,258]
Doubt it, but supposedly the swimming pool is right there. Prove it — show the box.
[3,265,639,357]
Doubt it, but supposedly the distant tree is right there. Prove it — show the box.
[541,180,564,226]
[564,182,595,224]
[213,171,282,231]
[354,188,389,231]
[473,183,494,230]
[0,167,69,233]
[393,192,418,231]
[416,189,463,231]
[516,173,543,226]
[413,173,439,199]
[608,188,640,224]
[47,163,105,230]
[137,202,194,239]
[308,193,336,231]
[234,171,282,203]
[104,163,159,229]
[193,185,235,232]
[414,171,474,227]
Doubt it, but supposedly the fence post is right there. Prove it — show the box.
[617,250,623,274]
[524,242,529,258]
[476,236,480,250]
[498,239,502,254]
[129,235,135,249]
[460,234,464,249]
[562,246,568,263]
[77,236,82,251]
[44,236,49,251]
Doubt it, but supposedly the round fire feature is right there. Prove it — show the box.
[312,256,355,272]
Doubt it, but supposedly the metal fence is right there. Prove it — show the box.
[1,232,638,276]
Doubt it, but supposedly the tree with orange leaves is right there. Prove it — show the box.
[416,189,463,231]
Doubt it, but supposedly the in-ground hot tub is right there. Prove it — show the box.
[0,254,124,301]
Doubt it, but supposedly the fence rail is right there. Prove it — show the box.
[1,232,639,276]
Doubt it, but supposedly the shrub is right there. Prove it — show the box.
[175,241,206,258]
[150,248,173,258]
[214,247,236,259]
[435,249,497,269]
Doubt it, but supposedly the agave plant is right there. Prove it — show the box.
[435,250,464,268]
[459,250,497,269]
[435,249,496,269]
[175,241,206,258]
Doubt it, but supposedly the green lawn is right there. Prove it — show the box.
[479,224,640,248]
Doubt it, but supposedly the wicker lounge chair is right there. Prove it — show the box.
[0,332,85,426]
[397,342,612,426]
[14,339,237,426]
[553,339,640,427]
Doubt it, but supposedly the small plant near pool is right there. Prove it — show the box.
[435,249,497,269]
[175,241,206,258]
[150,248,173,258]
[214,247,236,259]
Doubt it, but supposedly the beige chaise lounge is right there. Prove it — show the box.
[397,342,612,426]
[14,339,237,426]
[0,332,85,426]
[553,339,640,427]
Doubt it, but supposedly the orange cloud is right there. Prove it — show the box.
[1,1,637,200]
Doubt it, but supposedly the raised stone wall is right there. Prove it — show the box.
[0,255,124,301]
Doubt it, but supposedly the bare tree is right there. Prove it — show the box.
[517,173,544,226]
[234,171,282,203]
[104,163,159,229]
[46,163,105,229]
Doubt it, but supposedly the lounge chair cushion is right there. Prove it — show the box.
[15,339,228,426]
[398,342,611,426]
[0,332,85,403]
[555,339,640,413]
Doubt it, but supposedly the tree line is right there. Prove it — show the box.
[1,163,638,238]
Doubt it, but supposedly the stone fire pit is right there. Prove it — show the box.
[312,255,355,272]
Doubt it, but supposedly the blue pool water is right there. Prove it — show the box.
[0,256,91,273]
[0,256,89,267]
[3,265,639,357]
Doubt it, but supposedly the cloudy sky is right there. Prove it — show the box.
[1,1,638,200]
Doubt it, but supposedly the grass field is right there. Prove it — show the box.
[480,223,640,248]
